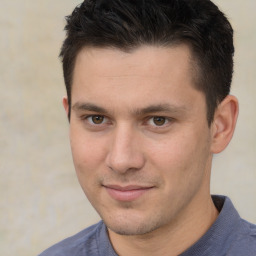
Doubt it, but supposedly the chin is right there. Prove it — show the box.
[108,223,158,236]
[103,211,164,236]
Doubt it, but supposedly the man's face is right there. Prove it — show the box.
[65,45,214,236]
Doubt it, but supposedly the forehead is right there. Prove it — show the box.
[71,45,205,117]
[74,45,195,80]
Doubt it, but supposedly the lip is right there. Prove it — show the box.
[103,185,154,202]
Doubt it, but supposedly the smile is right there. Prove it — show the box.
[103,185,154,202]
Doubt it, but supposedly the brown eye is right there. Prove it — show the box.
[91,115,105,124]
[152,117,166,126]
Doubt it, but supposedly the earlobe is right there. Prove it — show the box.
[210,95,239,154]
[62,96,69,117]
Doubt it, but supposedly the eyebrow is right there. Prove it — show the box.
[72,102,108,114]
[72,102,187,116]
[133,104,187,116]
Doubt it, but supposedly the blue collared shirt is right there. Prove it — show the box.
[39,196,256,256]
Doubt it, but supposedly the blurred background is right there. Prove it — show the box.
[0,0,255,255]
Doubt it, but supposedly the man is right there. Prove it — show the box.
[39,0,256,255]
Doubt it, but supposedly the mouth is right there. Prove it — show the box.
[103,184,154,202]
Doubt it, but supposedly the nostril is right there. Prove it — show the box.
[106,153,146,174]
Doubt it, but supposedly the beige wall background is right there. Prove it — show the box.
[1,0,255,255]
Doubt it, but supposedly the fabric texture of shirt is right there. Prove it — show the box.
[38,195,256,256]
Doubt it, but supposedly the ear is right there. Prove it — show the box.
[210,95,239,154]
[62,96,69,118]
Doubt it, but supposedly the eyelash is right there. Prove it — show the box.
[81,115,109,125]
[147,116,171,127]
[81,115,173,129]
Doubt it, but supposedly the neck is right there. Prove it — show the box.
[108,193,218,256]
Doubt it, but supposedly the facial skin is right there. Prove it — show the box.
[63,45,238,255]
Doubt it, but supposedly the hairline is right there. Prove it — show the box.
[66,42,211,125]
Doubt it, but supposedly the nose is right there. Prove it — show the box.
[105,124,145,174]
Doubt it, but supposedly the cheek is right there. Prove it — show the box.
[148,129,210,180]
[148,135,194,165]
[70,128,107,176]
[69,131,107,201]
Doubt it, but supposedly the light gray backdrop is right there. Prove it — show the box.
[1,0,255,255]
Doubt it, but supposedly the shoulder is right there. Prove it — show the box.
[217,196,256,255]
[183,196,256,256]
[38,221,104,256]
[227,218,256,255]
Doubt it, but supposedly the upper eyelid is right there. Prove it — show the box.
[80,114,106,121]
[81,113,108,119]
[81,114,173,120]
[80,114,174,125]
[146,116,173,121]
[81,115,111,127]
[86,114,107,118]
[144,116,173,126]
